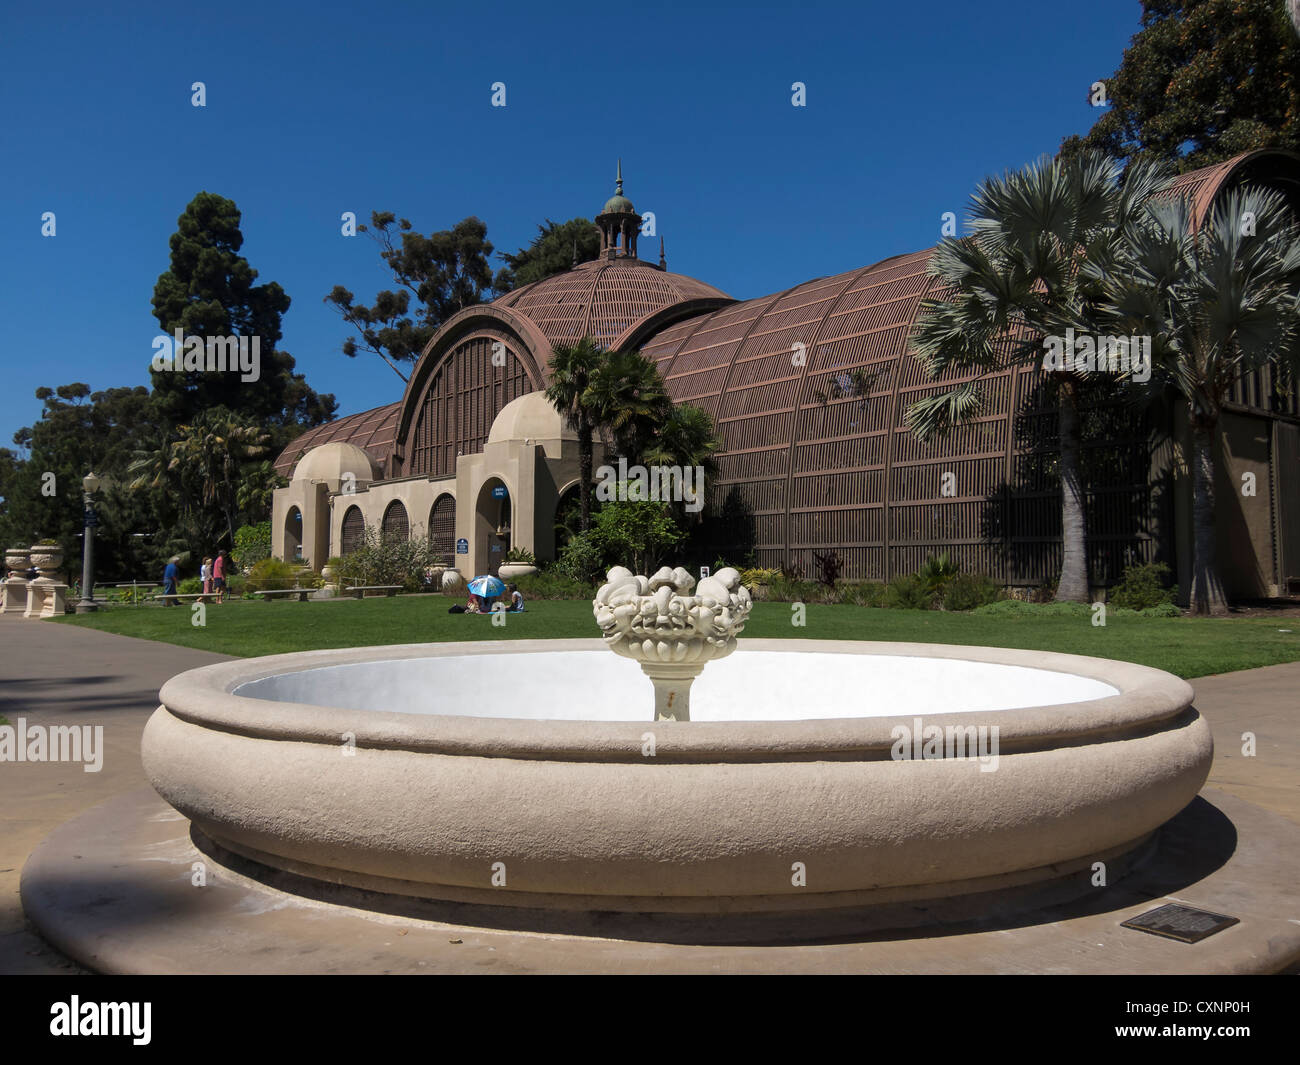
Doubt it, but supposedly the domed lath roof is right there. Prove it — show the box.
[291,441,379,489]
[494,257,731,348]
[487,392,576,445]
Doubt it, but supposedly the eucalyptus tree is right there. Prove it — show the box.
[1086,185,1300,614]
[907,151,1173,601]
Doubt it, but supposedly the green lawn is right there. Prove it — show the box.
[52,595,1300,679]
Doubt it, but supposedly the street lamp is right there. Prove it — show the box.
[76,472,101,614]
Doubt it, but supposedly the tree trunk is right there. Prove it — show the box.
[578,416,593,533]
[1055,377,1089,602]
[1190,418,1229,616]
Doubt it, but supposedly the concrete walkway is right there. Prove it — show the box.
[1,613,1296,974]
[0,615,230,973]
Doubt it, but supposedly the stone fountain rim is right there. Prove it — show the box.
[157,638,1194,762]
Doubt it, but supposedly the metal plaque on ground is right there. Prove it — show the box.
[1121,903,1240,944]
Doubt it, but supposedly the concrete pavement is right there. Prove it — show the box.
[0,614,230,974]
[1,612,1296,973]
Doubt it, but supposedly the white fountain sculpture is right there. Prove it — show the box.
[593,565,753,721]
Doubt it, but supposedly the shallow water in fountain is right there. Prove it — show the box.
[233,650,1118,722]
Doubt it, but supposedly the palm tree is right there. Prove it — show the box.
[907,151,1173,602]
[545,338,605,531]
[129,410,269,551]
[1086,185,1300,614]
[643,403,724,522]
[587,349,670,464]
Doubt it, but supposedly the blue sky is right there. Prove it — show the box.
[0,0,1143,445]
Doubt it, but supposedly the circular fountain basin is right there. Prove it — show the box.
[143,638,1211,918]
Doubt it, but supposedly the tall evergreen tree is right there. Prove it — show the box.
[498,218,602,290]
[152,191,336,440]
[1061,0,1300,171]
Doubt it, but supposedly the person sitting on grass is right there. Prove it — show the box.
[508,583,524,612]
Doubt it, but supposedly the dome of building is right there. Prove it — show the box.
[493,257,731,348]
[487,391,577,446]
[291,441,380,489]
[602,192,636,215]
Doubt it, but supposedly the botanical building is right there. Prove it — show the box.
[273,153,1300,597]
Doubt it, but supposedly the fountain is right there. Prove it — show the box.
[23,564,1300,971]
[131,567,1213,924]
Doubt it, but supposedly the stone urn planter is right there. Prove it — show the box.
[29,543,64,579]
[498,563,538,580]
[441,569,463,593]
[320,564,337,587]
[1,549,31,614]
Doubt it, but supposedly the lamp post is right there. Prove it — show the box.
[76,471,101,614]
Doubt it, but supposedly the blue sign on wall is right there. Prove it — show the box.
[456,538,469,554]
[491,485,508,499]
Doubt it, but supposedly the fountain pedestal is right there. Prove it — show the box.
[642,661,708,722]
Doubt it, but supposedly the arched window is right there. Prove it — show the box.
[341,505,364,556]
[381,500,410,542]
[428,494,456,560]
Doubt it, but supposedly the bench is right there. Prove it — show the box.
[253,587,312,603]
[346,585,403,599]
[155,592,212,605]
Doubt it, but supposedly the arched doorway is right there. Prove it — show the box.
[285,506,303,561]
[428,494,456,562]
[381,500,410,542]
[475,478,511,576]
[341,505,364,555]
[554,482,582,554]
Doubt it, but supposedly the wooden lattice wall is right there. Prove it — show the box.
[406,333,535,478]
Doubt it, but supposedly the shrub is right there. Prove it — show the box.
[556,532,607,583]
[942,573,1004,612]
[232,522,272,571]
[917,552,959,599]
[1108,562,1178,611]
[178,576,203,595]
[837,581,886,607]
[248,557,298,591]
[336,526,435,592]
[765,576,827,603]
[739,567,780,591]
[812,550,843,586]
[885,574,933,610]
[504,547,538,565]
[590,499,683,574]
[973,599,1093,618]
[324,556,344,569]
[1138,602,1181,617]
[512,571,597,600]
[225,574,247,596]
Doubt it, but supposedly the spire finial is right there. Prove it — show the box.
[658,235,666,270]
[616,158,623,195]
[573,239,579,268]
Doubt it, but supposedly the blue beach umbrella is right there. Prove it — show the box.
[467,575,505,599]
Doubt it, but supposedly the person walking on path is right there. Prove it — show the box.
[201,557,212,598]
[213,551,227,604]
[163,556,180,605]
